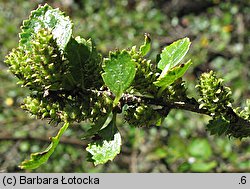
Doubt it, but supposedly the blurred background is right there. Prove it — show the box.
[0,0,250,172]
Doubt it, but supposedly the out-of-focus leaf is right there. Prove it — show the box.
[190,160,217,172]
[216,138,232,158]
[166,134,187,163]
[19,122,69,169]
[188,138,212,160]
[178,162,191,172]
[146,147,168,161]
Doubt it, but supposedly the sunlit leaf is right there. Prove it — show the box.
[157,37,191,71]
[86,132,122,166]
[86,116,122,165]
[139,33,151,56]
[154,60,192,88]
[102,50,136,105]
[20,4,72,50]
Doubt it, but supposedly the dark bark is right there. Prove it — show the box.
[0,134,87,147]
[154,0,215,17]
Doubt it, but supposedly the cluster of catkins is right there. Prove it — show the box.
[5,28,112,123]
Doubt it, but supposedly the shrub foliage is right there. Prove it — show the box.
[5,4,250,169]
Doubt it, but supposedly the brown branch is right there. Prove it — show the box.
[146,97,250,138]
[87,90,250,138]
[165,99,210,115]
[0,134,87,148]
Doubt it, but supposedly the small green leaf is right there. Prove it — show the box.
[188,138,212,160]
[157,37,191,71]
[154,60,192,88]
[102,50,136,105]
[139,33,151,56]
[207,117,230,136]
[20,4,72,50]
[19,122,69,169]
[86,115,122,165]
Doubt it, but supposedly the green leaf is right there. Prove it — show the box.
[20,4,72,50]
[86,115,122,165]
[65,37,102,89]
[139,33,151,56]
[82,112,113,139]
[190,160,217,172]
[157,37,191,71]
[154,60,192,88]
[86,132,122,166]
[19,122,69,169]
[167,134,187,162]
[146,147,168,161]
[102,50,136,105]
[188,138,212,160]
[207,117,230,136]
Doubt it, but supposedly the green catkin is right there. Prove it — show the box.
[6,29,68,92]
[196,70,233,117]
[124,104,162,127]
